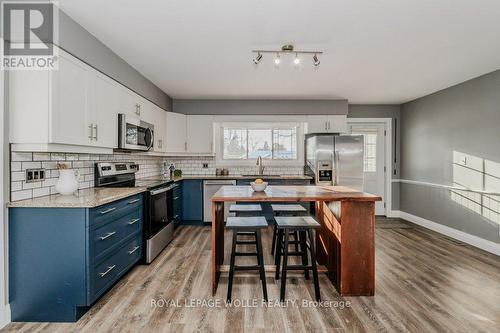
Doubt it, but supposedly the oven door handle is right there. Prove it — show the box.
[150,184,176,195]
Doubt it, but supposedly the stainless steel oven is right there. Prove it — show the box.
[118,113,154,151]
[144,183,176,263]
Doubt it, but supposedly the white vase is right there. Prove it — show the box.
[55,169,80,195]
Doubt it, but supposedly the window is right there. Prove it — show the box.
[221,125,298,160]
[351,129,377,172]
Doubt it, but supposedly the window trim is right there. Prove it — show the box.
[215,121,305,166]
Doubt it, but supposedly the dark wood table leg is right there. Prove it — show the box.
[211,201,225,296]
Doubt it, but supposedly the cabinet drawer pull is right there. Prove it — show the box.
[128,199,140,204]
[128,218,140,225]
[100,207,116,215]
[99,265,116,278]
[99,231,116,240]
[173,196,180,200]
[127,246,140,255]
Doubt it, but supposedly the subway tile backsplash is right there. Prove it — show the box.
[9,152,303,201]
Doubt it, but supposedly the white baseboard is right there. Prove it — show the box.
[0,304,10,329]
[392,210,500,256]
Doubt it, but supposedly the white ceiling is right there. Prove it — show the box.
[59,0,500,103]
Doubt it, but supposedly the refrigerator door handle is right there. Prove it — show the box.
[334,151,340,185]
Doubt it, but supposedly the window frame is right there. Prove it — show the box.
[215,121,305,166]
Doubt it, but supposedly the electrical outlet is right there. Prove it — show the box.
[26,168,46,183]
[202,163,208,169]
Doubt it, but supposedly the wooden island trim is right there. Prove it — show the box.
[211,185,381,297]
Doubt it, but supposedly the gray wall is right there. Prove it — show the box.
[58,10,172,111]
[400,69,500,244]
[173,99,348,115]
[349,105,401,210]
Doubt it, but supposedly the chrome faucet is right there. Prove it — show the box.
[256,156,265,175]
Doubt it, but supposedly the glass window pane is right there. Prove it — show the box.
[248,129,272,159]
[273,128,297,159]
[223,128,247,159]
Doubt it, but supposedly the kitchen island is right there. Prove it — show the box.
[211,185,381,296]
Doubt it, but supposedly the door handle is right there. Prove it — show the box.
[99,207,116,215]
[99,265,116,278]
[128,199,140,204]
[127,246,140,255]
[93,124,98,140]
[99,231,116,240]
[127,218,140,225]
[88,124,94,140]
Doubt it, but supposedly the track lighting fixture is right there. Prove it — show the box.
[252,44,323,68]
[252,52,262,64]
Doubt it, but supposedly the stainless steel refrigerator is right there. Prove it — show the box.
[304,134,364,191]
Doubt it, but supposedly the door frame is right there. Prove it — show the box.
[347,118,393,216]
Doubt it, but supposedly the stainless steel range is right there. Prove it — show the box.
[94,162,177,263]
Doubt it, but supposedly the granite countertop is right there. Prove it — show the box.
[7,174,313,208]
[7,187,147,208]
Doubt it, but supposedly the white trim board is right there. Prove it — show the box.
[347,118,393,216]
[394,210,500,256]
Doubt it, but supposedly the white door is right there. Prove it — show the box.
[50,53,91,146]
[187,115,214,154]
[349,123,386,215]
[165,112,187,153]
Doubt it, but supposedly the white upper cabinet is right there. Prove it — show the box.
[153,105,167,153]
[50,52,92,146]
[165,112,187,153]
[90,72,120,148]
[9,47,169,153]
[186,115,214,154]
[306,115,347,134]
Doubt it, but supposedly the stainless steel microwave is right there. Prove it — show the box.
[118,113,154,151]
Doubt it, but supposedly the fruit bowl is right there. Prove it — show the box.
[250,181,268,192]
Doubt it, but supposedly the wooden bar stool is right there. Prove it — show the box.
[271,204,308,255]
[274,216,321,302]
[226,216,268,302]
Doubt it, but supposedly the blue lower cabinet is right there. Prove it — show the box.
[8,194,143,322]
[181,180,203,224]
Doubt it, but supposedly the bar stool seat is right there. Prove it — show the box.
[229,204,263,213]
[271,204,308,256]
[275,216,321,302]
[226,216,268,302]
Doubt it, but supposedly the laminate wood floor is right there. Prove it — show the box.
[3,218,500,333]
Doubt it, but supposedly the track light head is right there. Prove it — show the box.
[274,53,281,65]
[253,52,262,64]
[313,54,320,67]
[293,53,301,65]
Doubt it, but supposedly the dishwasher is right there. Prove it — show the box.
[203,179,236,222]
